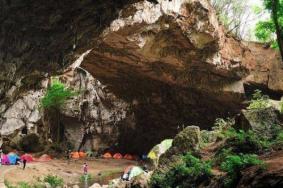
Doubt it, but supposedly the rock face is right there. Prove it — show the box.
[235,108,283,139]
[0,56,131,152]
[0,0,283,154]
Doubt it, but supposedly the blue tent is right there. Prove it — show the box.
[8,153,20,165]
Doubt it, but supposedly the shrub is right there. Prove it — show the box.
[220,154,264,187]
[151,153,212,188]
[43,175,64,188]
[223,128,271,153]
[41,78,76,110]
[247,90,269,110]
[18,182,32,188]
[80,174,93,183]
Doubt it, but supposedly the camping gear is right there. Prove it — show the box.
[8,153,20,165]
[36,154,52,162]
[103,152,112,159]
[1,154,9,165]
[113,153,123,159]
[147,139,173,160]
[71,152,80,159]
[21,154,34,162]
[79,151,86,158]
[122,166,144,180]
[124,154,134,160]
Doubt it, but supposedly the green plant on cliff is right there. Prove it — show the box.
[151,153,212,188]
[41,78,77,144]
[220,154,264,187]
[247,90,269,110]
[223,128,271,153]
[41,78,76,109]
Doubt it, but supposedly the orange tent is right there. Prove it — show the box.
[79,152,86,158]
[103,152,112,159]
[124,154,134,160]
[113,153,123,159]
[71,152,80,159]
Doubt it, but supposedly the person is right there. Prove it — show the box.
[83,162,88,175]
[23,159,27,170]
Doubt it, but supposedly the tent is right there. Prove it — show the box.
[103,152,112,159]
[122,166,144,180]
[147,139,173,160]
[21,154,34,162]
[36,154,52,162]
[124,154,134,160]
[8,153,20,165]
[79,152,86,158]
[1,154,9,165]
[128,166,144,180]
[113,153,123,159]
[71,152,80,159]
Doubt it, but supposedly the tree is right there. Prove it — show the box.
[211,0,252,39]
[255,0,283,62]
[41,78,77,143]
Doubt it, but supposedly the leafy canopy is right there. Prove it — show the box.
[255,0,283,48]
[41,78,76,110]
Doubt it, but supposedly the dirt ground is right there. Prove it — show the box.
[1,158,138,186]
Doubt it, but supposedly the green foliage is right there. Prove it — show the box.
[80,174,93,183]
[151,153,212,188]
[220,154,264,187]
[223,128,271,153]
[255,0,283,48]
[247,90,269,110]
[4,180,17,188]
[41,78,76,110]
[43,175,64,188]
[17,182,32,188]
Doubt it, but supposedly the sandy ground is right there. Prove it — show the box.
[1,158,137,186]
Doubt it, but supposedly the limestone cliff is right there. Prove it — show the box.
[0,0,282,154]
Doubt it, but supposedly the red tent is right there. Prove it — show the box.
[21,154,34,162]
[36,154,52,162]
[113,153,123,159]
[124,154,134,160]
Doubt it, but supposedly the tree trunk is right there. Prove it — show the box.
[272,0,283,63]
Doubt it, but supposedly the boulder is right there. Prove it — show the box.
[153,126,201,175]
[235,107,282,139]
[89,183,102,188]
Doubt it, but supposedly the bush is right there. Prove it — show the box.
[223,128,271,153]
[80,174,93,183]
[43,175,64,188]
[17,182,32,188]
[247,90,269,110]
[151,153,212,188]
[220,154,264,187]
